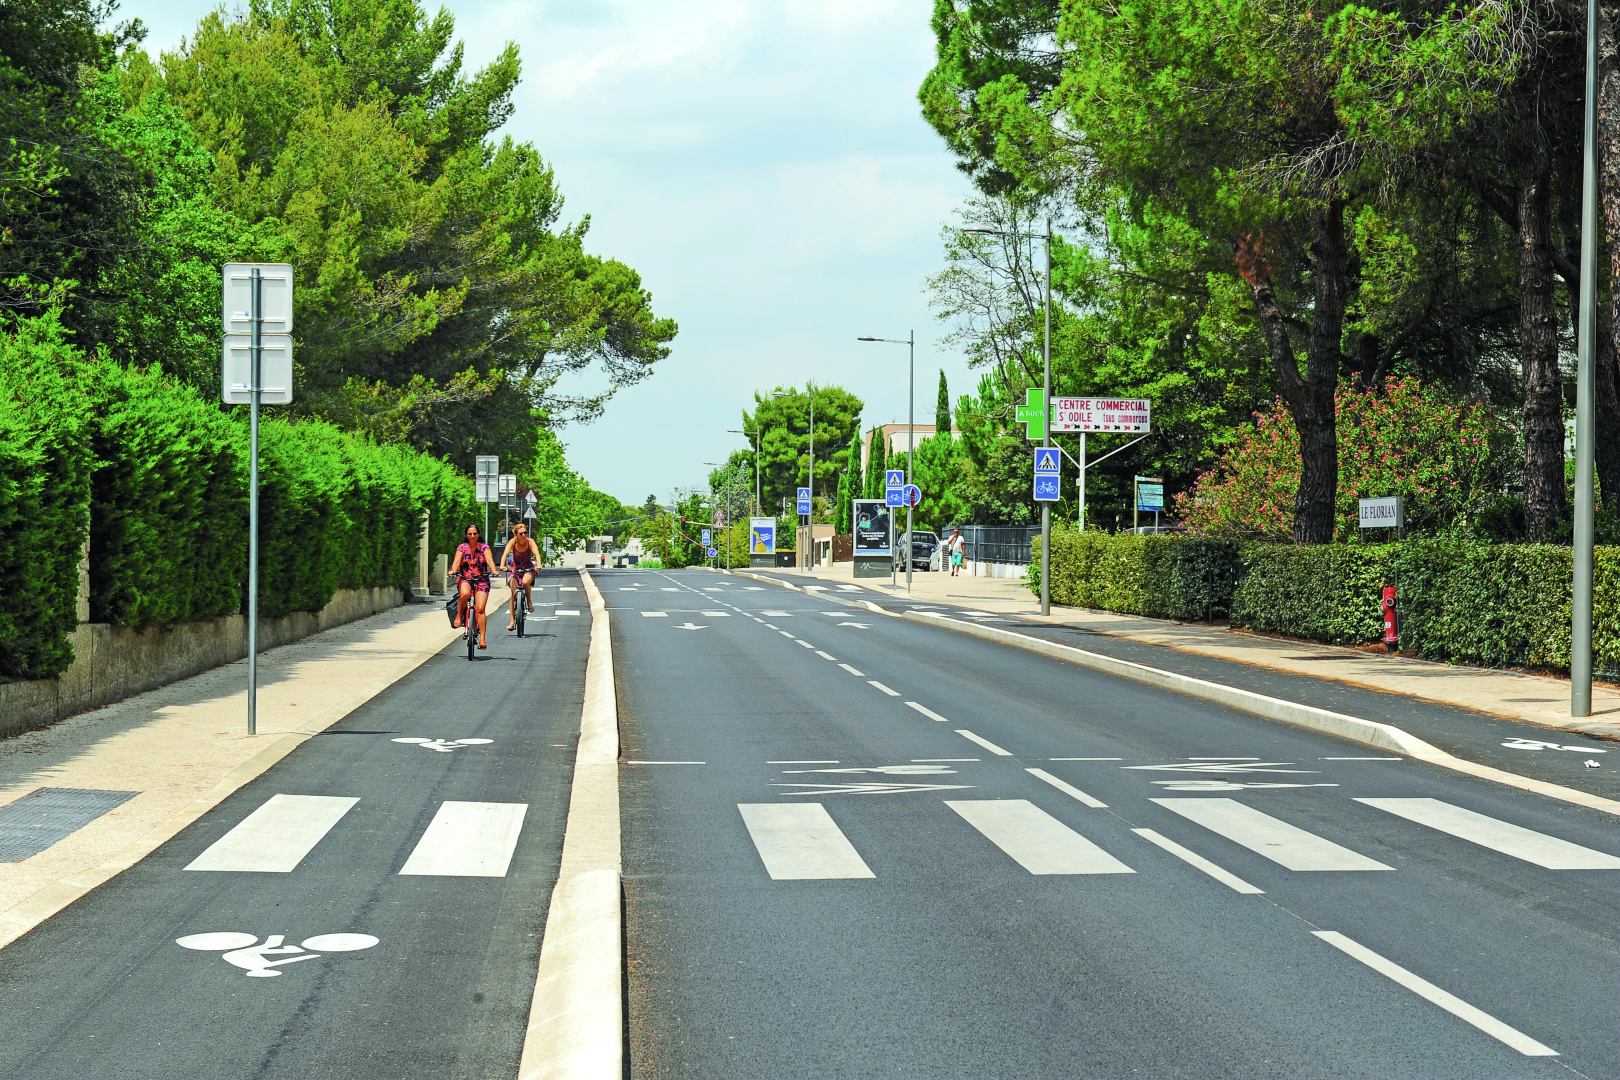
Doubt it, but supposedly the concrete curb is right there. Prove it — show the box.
[518,569,622,1080]
[727,568,1620,819]
[0,598,496,953]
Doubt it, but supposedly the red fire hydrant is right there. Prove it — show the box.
[1381,584,1398,652]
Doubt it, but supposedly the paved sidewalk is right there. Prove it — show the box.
[758,560,1620,741]
[0,592,504,947]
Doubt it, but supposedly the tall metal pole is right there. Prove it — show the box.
[1078,432,1086,529]
[1574,0,1599,715]
[247,268,261,736]
[1040,217,1052,617]
[906,330,914,593]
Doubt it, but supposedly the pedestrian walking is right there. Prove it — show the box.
[947,528,965,577]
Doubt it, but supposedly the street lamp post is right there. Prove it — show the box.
[964,218,1053,616]
[1573,0,1599,716]
[857,333,916,593]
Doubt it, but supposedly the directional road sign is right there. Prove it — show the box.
[475,456,499,503]
[1033,446,1061,502]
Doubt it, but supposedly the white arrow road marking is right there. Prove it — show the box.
[1154,780,1337,792]
[1502,738,1607,752]
[675,622,707,630]
[781,764,957,775]
[773,782,975,796]
[1124,762,1318,774]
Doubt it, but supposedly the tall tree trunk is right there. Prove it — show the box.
[1236,201,1344,544]
[1593,1,1620,512]
[1519,156,1567,540]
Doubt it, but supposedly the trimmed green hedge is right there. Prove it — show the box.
[1032,525,1620,675]
[0,319,96,679]
[1037,527,1240,622]
[0,314,477,680]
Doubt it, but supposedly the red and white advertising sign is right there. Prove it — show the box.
[1050,397,1151,433]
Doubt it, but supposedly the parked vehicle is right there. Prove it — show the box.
[895,530,938,571]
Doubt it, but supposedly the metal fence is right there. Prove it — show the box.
[943,525,1043,566]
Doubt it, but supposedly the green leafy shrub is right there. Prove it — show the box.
[0,318,96,678]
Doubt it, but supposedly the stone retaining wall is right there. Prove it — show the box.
[0,586,404,738]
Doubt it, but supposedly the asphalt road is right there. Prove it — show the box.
[0,569,588,1080]
[750,568,1620,799]
[618,567,1620,1079]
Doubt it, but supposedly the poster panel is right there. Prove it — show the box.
[750,517,776,554]
[853,500,891,556]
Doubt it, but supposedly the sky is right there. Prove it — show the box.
[124,0,980,506]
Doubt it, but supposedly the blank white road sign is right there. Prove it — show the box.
[222,336,294,405]
[222,263,294,336]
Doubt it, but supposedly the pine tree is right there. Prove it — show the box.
[935,370,950,435]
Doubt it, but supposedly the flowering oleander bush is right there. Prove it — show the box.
[1176,380,1514,540]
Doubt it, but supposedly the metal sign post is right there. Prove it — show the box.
[475,456,499,543]
[222,263,294,736]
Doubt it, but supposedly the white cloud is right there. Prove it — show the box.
[123,0,979,504]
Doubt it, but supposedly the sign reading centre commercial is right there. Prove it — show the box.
[1050,397,1151,433]
[852,499,891,556]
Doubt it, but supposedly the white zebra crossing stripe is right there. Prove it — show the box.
[1152,798,1392,871]
[946,800,1134,875]
[739,804,875,880]
[399,801,529,877]
[1026,768,1107,808]
[1311,931,1558,1056]
[1355,798,1620,869]
[185,794,359,873]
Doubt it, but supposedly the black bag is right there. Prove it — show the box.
[445,595,460,628]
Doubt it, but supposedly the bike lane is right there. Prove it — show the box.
[0,569,589,1080]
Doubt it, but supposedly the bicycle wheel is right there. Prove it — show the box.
[515,592,525,638]
[466,618,476,660]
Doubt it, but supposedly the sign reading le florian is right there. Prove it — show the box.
[852,499,891,556]
[1050,397,1151,433]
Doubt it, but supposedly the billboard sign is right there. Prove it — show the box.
[1050,397,1151,433]
[853,499,891,556]
[749,518,776,554]
[1136,483,1164,511]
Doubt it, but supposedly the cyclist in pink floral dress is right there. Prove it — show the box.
[450,525,500,650]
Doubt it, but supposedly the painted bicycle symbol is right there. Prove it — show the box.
[391,737,493,753]
[176,932,379,977]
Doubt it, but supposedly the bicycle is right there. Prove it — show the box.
[510,569,533,638]
[448,573,480,660]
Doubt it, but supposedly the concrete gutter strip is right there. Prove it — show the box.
[0,603,494,953]
[726,568,1620,819]
[518,569,622,1080]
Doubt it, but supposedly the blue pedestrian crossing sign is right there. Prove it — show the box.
[1033,446,1061,502]
[797,486,811,514]
[885,468,905,507]
[701,528,712,547]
